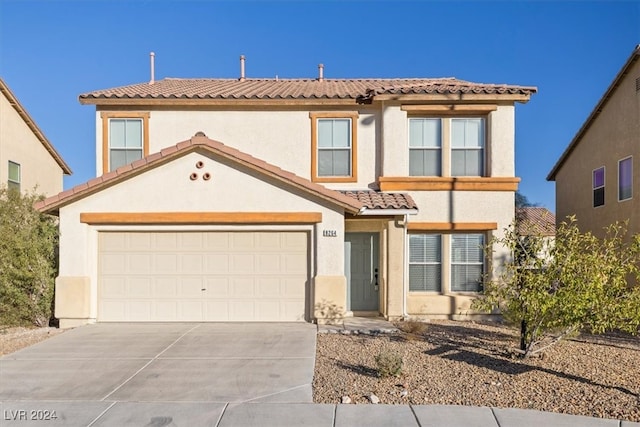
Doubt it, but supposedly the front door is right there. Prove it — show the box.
[345,233,379,312]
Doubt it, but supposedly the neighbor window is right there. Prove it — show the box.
[8,161,20,192]
[593,167,605,207]
[451,234,484,292]
[451,118,485,176]
[310,112,358,182]
[409,234,442,292]
[101,112,149,173]
[618,157,632,201]
[409,118,441,176]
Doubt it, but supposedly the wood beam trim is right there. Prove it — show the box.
[408,222,498,231]
[80,212,323,225]
[379,177,520,191]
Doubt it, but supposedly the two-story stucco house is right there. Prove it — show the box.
[548,45,640,238]
[0,78,71,196]
[36,58,536,328]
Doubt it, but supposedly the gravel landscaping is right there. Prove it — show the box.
[0,326,65,356]
[313,320,640,422]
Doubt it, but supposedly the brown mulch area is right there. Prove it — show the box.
[313,320,640,422]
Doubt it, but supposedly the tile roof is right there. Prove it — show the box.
[341,190,417,211]
[516,207,556,236]
[0,78,72,174]
[35,132,365,215]
[548,44,640,180]
[79,78,537,103]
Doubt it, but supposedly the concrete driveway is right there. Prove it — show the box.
[1,322,316,425]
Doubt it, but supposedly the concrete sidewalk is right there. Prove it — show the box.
[1,401,637,426]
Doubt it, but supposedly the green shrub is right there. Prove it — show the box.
[375,350,403,378]
[0,187,58,326]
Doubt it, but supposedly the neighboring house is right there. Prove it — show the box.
[548,45,640,238]
[515,207,555,262]
[36,57,536,328]
[515,207,556,238]
[0,78,71,196]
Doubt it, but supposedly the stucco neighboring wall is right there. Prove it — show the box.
[58,151,348,321]
[0,92,64,196]
[95,108,379,189]
[554,59,640,238]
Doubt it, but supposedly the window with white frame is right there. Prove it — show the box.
[618,157,632,201]
[593,167,605,207]
[316,118,352,177]
[409,118,441,176]
[109,118,143,171]
[451,234,484,292]
[451,118,485,176]
[8,161,20,192]
[409,234,442,291]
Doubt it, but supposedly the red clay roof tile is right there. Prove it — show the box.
[341,190,418,210]
[79,78,536,103]
[516,207,556,236]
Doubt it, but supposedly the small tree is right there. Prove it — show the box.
[474,215,640,358]
[0,187,58,326]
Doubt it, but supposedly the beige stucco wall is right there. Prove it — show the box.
[95,108,379,189]
[58,151,349,324]
[405,191,514,319]
[0,93,64,196]
[555,60,640,238]
[380,104,516,177]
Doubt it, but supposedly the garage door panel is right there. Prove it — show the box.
[128,233,153,250]
[156,233,178,251]
[205,254,229,273]
[257,253,282,273]
[230,253,255,273]
[99,231,308,322]
[155,254,178,273]
[181,253,204,272]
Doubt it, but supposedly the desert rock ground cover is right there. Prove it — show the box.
[313,320,640,422]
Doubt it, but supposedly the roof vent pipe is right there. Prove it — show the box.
[149,52,155,85]
[239,55,246,82]
[318,63,324,82]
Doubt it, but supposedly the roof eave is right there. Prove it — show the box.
[370,93,534,103]
[547,45,640,181]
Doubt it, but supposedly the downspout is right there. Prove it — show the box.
[402,214,408,319]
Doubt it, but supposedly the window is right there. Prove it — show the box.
[409,119,441,176]
[310,112,358,182]
[8,161,20,192]
[409,234,441,291]
[101,112,149,173]
[451,118,484,176]
[618,157,632,201]
[593,167,605,207]
[451,234,484,292]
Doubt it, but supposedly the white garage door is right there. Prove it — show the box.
[98,231,308,322]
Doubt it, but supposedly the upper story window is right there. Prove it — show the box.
[451,118,485,176]
[310,112,358,183]
[409,119,441,176]
[8,161,20,192]
[451,233,484,292]
[408,116,485,177]
[618,157,632,201]
[101,112,150,173]
[593,166,605,207]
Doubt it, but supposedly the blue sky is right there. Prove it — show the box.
[1,0,639,212]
